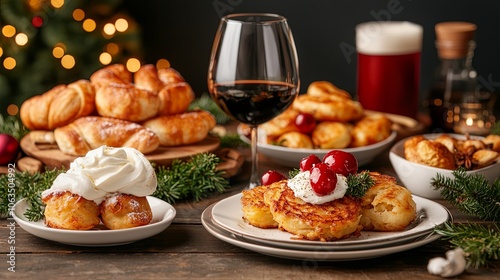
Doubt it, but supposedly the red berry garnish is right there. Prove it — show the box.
[299,154,321,172]
[295,113,316,134]
[309,163,338,196]
[322,150,358,177]
[261,170,286,186]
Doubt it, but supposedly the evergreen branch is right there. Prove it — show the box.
[153,153,230,204]
[346,171,374,198]
[0,114,29,140]
[431,168,500,221]
[435,222,500,268]
[218,133,249,149]
[490,121,500,135]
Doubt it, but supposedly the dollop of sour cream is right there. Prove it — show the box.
[42,146,157,204]
[287,171,348,204]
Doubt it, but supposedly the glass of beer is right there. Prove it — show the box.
[356,21,423,119]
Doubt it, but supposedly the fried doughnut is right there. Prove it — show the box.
[311,121,352,149]
[433,134,458,153]
[292,94,364,122]
[241,184,280,229]
[360,172,416,231]
[350,114,392,147]
[142,109,216,146]
[403,135,426,163]
[276,131,314,149]
[260,107,300,140]
[42,191,100,230]
[100,194,153,230]
[415,140,456,169]
[264,181,362,241]
[483,134,500,152]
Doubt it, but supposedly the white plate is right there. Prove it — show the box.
[238,124,397,168]
[13,196,176,246]
[210,193,450,250]
[202,204,442,261]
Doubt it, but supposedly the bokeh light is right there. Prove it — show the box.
[7,104,19,116]
[115,18,129,32]
[99,52,112,65]
[3,57,16,70]
[83,19,96,32]
[106,43,119,55]
[2,25,16,38]
[52,46,65,58]
[73,9,85,21]
[156,59,171,69]
[15,33,29,46]
[103,23,116,36]
[126,58,141,72]
[61,54,75,69]
[51,0,64,9]
[0,47,3,57]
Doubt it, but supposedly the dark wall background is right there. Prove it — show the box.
[122,0,500,113]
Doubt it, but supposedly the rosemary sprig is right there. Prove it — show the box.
[431,167,500,221]
[435,222,500,268]
[153,153,230,204]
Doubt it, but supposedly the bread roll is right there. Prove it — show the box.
[54,116,160,156]
[20,80,95,130]
[142,110,216,146]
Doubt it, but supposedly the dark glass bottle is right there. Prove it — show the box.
[426,22,477,133]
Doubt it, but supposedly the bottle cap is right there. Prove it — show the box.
[435,21,476,59]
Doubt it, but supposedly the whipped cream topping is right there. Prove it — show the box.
[42,146,157,204]
[287,171,348,204]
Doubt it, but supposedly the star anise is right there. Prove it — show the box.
[455,146,479,170]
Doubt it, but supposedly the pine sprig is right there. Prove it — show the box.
[431,168,500,221]
[0,114,29,140]
[189,93,232,124]
[346,171,374,198]
[153,153,230,204]
[435,222,500,268]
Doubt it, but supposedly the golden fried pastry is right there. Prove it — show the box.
[350,114,392,147]
[276,131,314,149]
[100,194,153,230]
[260,107,300,140]
[360,172,416,231]
[483,134,500,152]
[241,184,280,229]
[142,110,216,146]
[42,191,100,230]
[415,140,456,169]
[306,81,351,100]
[433,134,458,153]
[403,135,426,163]
[264,181,362,241]
[472,150,499,168]
[293,94,364,122]
[311,121,352,149]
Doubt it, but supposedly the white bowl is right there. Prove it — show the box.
[389,133,500,199]
[238,124,397,168]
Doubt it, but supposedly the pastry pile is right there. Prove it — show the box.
[404,134,500,170]
[258,81,393,149]
[42,146,157,230]
[241,172,416,241]
[20,64,216,156]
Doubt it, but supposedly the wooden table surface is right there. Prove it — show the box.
[1,126,499,279]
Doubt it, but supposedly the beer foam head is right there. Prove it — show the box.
[356,21,423,55]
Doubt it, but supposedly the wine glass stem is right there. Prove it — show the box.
[249,124,260,189]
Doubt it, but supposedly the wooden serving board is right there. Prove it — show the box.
[18,131,244,177]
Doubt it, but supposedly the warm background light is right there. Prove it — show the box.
[126,58,141,72]
[3,57,16,70]
[103,23,116,36]
[6,104,18,116]
[52,46,65,58]
[82,19,96,32]
[72,9,85,21]
[15,33,28,46]
[61,54,75,69]
[106,43,119,55]
[99,52,112,65]
[2,25,16,37]
[0,47,3,57]
[115,18,129,32]
[51,0,64,9]
[156,59,171,69]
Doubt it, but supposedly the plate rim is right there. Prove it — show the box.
[210,192,450,249]
[201,204,442,261]
[12,196,176,246]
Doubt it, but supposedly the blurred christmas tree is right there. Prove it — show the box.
[0,0,143,114]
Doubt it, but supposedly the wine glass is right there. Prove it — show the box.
[208,13,300,189]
